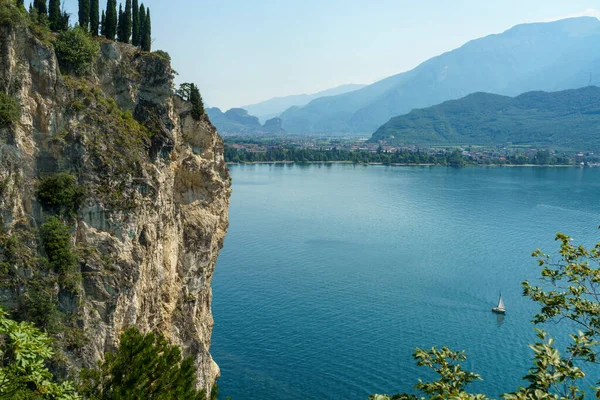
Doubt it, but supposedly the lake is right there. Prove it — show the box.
[211,164,600,399]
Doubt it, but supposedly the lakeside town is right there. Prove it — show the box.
[223,135,600,166]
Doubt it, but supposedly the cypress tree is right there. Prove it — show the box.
[138,4,145,47]
[48,0,61,31]
[190,84,205,120]
[123,0,132,44]
[34,0,47,18]
[16,0,25,8]
[59,10,69,30]
[116,3,123,42]
[100,10,106,36]
[104,0,117,40]
[131,0,139,46]
[141,7,150,51]
[90,0,99,36]
[78,0,90,31]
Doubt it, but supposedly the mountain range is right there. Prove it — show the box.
[241,84,366,123]
[279,17,600,135]
[206,107,285,135]
[369,86,600,150]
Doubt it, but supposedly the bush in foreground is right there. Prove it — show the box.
[80,327,211,399]
[0,307,79,399]
[371,232,600,399]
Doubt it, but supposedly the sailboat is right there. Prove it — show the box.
[492,293,506,314]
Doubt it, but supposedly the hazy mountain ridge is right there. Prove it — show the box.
[280,17,600,134]
[242,84,366,122]
[369,86,600,150]
[207,107,286,135]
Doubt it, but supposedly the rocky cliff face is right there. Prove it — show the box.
[0,22,230,394]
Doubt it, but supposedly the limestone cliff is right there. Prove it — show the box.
[0,21,230,394]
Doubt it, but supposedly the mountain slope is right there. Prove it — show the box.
[280,17,600,134]
[369,86,600,150]
[242,84,366,122]
[207,107,286,135]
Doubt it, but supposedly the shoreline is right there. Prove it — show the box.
[226,161,582,168]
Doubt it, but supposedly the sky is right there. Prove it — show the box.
[61,0,600,110]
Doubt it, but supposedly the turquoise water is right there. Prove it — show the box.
[211,164,600,399]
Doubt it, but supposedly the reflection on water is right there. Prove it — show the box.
[496,313,505,327]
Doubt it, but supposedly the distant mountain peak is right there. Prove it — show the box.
[241,83,367,122]
[278,17,600,135]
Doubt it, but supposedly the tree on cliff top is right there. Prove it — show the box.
[103,0,117,40]
[33,0,47,21]
[89,0,99,35]
[116,2,123,42]
[79,327,208,399]
[131,0,139,45]
[140,6,151,51]
[371,231,600,399]
[190,83,205,120]
[78,0,90,31]
[123,0,132,43]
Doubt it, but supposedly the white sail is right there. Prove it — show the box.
[498,295,505,310]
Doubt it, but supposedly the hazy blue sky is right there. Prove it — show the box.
[61,0,600,109]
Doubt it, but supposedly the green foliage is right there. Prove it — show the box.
[33,0,47,20]
[116,3,123,42]
[413,347,484,398]
[40,217,76,277]
[48,0,65,32]
[123,0,132,43]
[373,232,600,399]
[131,0,139,46]
[371,87,600,151]
[152,50,170,62]
[175,83,193,101]
[370,347,485,400]
[54,27,100,76]
[79,327,207,399]
[63,77,152,208]
[78,0,90,31]
[104,0,117,40]
[140,7,151,51]
[190,83,205,120]
[138,3,145,45]
[0,308,80,399]
[38,172,85,217]
[0,92,20,128]
[89,0,99,35]
[0,229,38,280]
[100,10,105,36]
[23,277,63,330]
[0,0,28,27]
[224,143,471,166]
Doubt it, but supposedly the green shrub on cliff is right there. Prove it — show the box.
[0,92,20,128]
[0,0,27,26]
[40,217,77,275]
[80,327,208,399]
[54,27,100,76]
[38,172,85,217]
